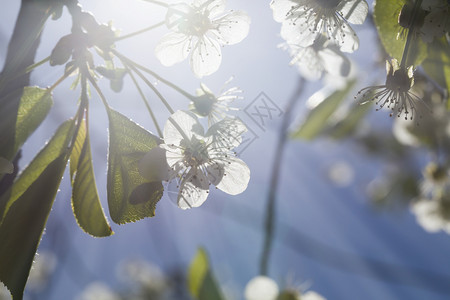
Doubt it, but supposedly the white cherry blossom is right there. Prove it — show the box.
[271,0,368,53]
[355,59,429,122]
[141,110,250,209]
[190,79,242,126]
[155,0,250,77]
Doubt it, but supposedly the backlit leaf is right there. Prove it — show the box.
[0,120,74,300]
[422,37,450,108]
[70,119,113,237]
[374,0,427,66]
[107,109,163,224]
[188,248,225,300]
[291,80,356,140]
[0,86,53,160]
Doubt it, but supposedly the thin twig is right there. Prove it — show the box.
[115,21,165,42]
[126,66,163,137]
[260,77,305,276]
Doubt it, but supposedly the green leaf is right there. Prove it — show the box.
[107,109,163,224]
[291,80,356,140]
[373,0,427,66]
[70,119,113,237]
[0,86,53,160]
[0,120,74,300]
[422,37,450,108]
[0,120,74,223]
[188,248,225,300]
[328,100,373,139]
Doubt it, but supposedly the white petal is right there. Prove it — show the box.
[166,3,194,31]
[302,291,327,300]
[244,276,279,300]
[190,36,222,77]
[319,47,351,77]
[164,146,185,169]
[280,21,316,47]
[215,156,250,195]
[206,117,247,148]
[329,18,359,53]
[270,0,297,23]
[194,0,226,17]
[291,45,323,80]
[177,170,209,209]
[338,0,368,25]
[155,32,191,66]
[411,200,443,233]
[214,11,250,45]
[164,111,203,146]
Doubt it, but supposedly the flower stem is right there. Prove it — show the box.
[47,65,77,92]
[400,0,423,68]
[126,65,163,137]
[25,56,50,73]
[259,77,305,276]
[114,21,165,42]
[112,50,195,100]
[115,53,175,114]
[86,70,110,111]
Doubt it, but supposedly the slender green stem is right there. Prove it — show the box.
[259,78,305,276]
[126,65,163,137]
[400,0,423,68]
[25,56,50,73]
[67,71,88,157]
[0,56,51,91]
[113,50,195,100]
[117,56,175,114]
[86,70,110,111]
[114,21,165,42]
[48,65,77,92]
[141,0,169,7]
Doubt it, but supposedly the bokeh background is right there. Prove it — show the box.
[1,0,450,299]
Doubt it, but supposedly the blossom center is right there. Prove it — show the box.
[385,68,412,92]
[182,137,209,167]
[315,0,341,9]
[180,11,212,36]
[193,93,216,116]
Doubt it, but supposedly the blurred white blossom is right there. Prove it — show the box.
[190,79,242,126]
[244,276,279,300]
[27,251,57,292]
[77,282,120,300]
[155,0,250,77]
[281,35,350,80]
[140,111,249,209]
[421,0,450,43]
[244,276,326,300]
[270,0,368,53]
[118,258,167,296]
[412,195,450,234]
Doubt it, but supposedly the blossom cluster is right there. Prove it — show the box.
[270,0,368,80]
